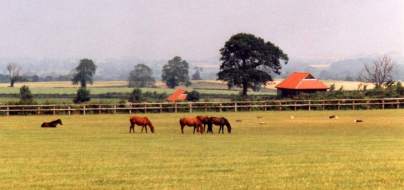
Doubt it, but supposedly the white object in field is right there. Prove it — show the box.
[290,115,295,120]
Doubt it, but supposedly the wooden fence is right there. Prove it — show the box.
[1,98,404,116]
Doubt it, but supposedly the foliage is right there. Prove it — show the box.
[186,90,200,101]
[128,88,143,102]
[218,33,288,96]
[329,84,336,91]
[72,58,97,88]
[19,85,34,104]
[73,87,91,103]
[128,64,155,87]
[162,56,191,88]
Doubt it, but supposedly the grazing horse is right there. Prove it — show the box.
[196,115,212,133]
[209,117,232,134]
[179,117,204,134]
[129,115,155,133]
[41,119,63,128]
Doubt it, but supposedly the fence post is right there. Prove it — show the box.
[53,106,56,115]
[98,105,102,114]
[308,100,311,111]
[234,102,238,112]
[68,106,71,116]
[397,99,400,109]
[189,103,193,113]
[113,105,117,114]
[220,103,223,112]
[160,103,163,113]
[352,100,355,110]
[174,103,178,113]
[144,103,147,113]
[83,105,86,115]
[6,106,9,116]
[382,99,385,109]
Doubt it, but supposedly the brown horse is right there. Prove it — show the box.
[129,115,155,133]
[196,115,212,133]
[179,117,204,134]
[41,119,63,128]
[209,117,232,134]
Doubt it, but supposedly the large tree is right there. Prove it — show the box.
[6,63,21,87]
[218,33,289,96]
[360,55,395,87]
[128,64,155,87]
[72,58,97,88]
[162,56,191,88]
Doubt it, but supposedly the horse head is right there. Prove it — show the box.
[224,118,232,133]
[57,119,63,125]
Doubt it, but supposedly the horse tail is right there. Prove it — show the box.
[224,118,232,133]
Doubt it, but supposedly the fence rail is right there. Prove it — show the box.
[1,98,404,116]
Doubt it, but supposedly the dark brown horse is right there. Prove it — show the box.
[179,117,204,134]
[209,117,232,134]
[196,115,212,133]
[129,115,155,133]
[41,119,63,128]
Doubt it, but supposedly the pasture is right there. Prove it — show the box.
[1,110,404,189]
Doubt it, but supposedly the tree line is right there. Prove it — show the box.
[4,32,400,104]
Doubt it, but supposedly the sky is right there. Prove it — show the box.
[0,0,403,61]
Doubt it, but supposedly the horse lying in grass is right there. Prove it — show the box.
[209,117,232,134]
[129,115,155,133]
[41,119,63,128]
[179,117,204,134]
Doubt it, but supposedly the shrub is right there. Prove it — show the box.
[187,90,200,102]
[74,87,91,103]
[128,88,143,103]
[19,85,34,104]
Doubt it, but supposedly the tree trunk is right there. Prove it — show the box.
[81,80,86,88]
[10,79,15,87]
[242,82,248,97]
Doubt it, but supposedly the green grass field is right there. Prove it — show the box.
[1,110,404,189]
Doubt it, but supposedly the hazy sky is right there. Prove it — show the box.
[0,0,403,60]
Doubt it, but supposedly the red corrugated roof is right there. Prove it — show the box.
[167,88,187,102]
[276,72,328,90]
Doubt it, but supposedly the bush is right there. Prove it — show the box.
[19,85,34,104]
[74,87,91,103]
[187,90,200,102]
[128,88,143,103]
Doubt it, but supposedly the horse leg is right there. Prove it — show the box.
[129,123,134,133]
[193,126,196,134]
[181,124,185,134]
[144,125,148,133]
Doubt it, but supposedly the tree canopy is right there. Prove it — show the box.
[162,56,191,88]
[72,58,97,88]
[128,64,155,87]
[218,33,288,96]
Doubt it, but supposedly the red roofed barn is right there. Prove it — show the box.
[167,88,187,102]
[275,72,328,97]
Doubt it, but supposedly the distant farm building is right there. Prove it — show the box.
[275,72,328,97]
[167,88,187,102]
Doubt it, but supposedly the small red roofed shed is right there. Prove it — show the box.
[276,72,328,97]
[167,88,187,102]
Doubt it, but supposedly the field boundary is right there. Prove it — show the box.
[1,98,404,115]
